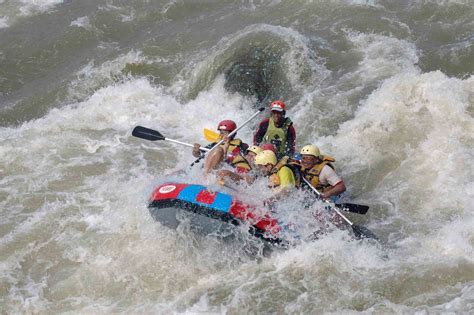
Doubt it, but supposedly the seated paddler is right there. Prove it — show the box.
[258,143,297,177]
[298,145,346,201]
[253,150,299,205]
[192,119,251,175]
[216,145,263,185]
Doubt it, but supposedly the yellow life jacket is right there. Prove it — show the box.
[271,155,290,173]
[301,155,336,191]
[268,156,300,188]
[263,117,292,156]
[220,139,251,172]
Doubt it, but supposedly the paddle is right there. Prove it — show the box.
[335,202,369,215]
[190,107,265,166]
[132,126,210,152]
[301,177,378,240]
[203,128,220,142]
[299,175,369,214]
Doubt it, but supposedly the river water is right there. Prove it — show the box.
[1,0,473,313]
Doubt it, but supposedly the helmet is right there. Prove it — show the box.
[247,145,263,155]
[300,145,320,158]
[270,100,286,112]
[254,150,277,166]
[217,120,237,133]
[260,143,277,153]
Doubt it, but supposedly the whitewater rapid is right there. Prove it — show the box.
[1,0,473,313]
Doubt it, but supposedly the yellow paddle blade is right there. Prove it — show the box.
[203,128,220,142]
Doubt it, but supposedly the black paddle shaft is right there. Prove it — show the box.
[132,126,210,151]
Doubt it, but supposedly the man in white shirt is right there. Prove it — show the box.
[299,145,346,200]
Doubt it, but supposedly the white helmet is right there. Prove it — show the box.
[300,145,321,158]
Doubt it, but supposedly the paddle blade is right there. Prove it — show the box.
[132,126,165,141]
[336,203,370,215]
[203,128,220,142]
[352,225,378,240]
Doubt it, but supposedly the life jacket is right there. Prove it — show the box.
[263,117,293,157]
[268,156,301,188]
[220,139,251,172]
[301,155,336,191]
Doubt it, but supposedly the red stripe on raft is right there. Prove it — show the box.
[255,216,281,235]
[195,190,217,205]
[229,201,281,235]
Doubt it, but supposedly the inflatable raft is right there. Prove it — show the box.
[148,182,289,247]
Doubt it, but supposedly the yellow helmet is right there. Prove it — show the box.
[300,145,320,158]
[247,145,263,155]
[255,150,277,166]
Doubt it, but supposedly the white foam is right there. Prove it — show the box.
[67,50,149,101]
[427,216,474,262]
[316,71,473,256]
[120,11,135,22]
[347,30,419,81]
[19,0,64,16]
[70,16,90,28]
[0,16,9,28]
[292,31,421,142]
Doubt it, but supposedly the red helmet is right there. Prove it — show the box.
[217,120,237,132]
[261,143,277,153]
[270,100,286,112]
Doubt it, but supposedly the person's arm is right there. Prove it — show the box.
[222,136,231,155]
[319,165,346,199]
[217,169,243,184]
[286,123,296,156]
[192,142,215,158]
[217,168,254,185]
[253,119,269,145]
[321,181,346,199]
